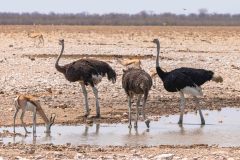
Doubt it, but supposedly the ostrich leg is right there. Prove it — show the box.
[92,86,100,118]
[178,91,185,125]
[80,83,90,117]
[193,96,205,125]
[128,96,132,128]
[33,107,37,135]
[134,95,141,128]
[142,93,150,128]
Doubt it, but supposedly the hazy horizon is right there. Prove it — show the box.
[1,0,240,15]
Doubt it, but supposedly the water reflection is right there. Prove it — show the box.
[1,108,240,147]
[82,123,100,136]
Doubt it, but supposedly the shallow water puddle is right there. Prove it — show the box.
[1,107,240,147]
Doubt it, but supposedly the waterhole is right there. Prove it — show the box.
[1,107,240,147]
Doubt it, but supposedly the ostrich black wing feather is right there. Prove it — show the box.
[164,70,196,92]
[174,67,213,86]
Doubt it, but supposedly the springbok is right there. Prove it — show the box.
[28,32,44,47]
[13,95,55,134]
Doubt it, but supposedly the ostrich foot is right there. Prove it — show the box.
[84,114,89,118]
[24,131,31,136]
[84,109,91,117]
[95,114,100,118]
[145,119,150,128]
[134,122,138,128]
[201,119,205,125]
[178,120,183,125]
[128,124,132,129]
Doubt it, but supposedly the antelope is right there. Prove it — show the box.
[149,67,158,88]
[28,32,44,47]
[119,58,141,69]
[13,95,55,135]
[119,59,158,88]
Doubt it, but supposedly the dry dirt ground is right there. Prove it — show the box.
[0,26,240,159]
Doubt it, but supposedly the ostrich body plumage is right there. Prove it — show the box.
[157,67,214,92]
[122,68,152,128]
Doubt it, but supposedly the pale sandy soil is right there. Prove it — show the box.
[0,26,240,159]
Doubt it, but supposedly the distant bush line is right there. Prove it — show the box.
[0,11,240,26]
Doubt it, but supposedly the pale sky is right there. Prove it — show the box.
[0,0,239,15]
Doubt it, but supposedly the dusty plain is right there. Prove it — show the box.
[0,26,240,159]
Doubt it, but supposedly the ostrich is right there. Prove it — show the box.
[55,39,116,118]
[153,38,223,125]
[122,68,152,128]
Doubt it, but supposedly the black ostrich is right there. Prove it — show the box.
[153,39,223,125]
[55,39,116,118]
[122,68,152,128]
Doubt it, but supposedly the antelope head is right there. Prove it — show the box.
[45,113,56,133]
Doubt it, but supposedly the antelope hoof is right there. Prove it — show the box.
[145,119,150,128]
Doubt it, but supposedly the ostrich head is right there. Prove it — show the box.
[152,39,159,44]
[59,39,64,45]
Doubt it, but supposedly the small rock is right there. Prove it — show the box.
[34,155,45,160]
[74,153,85,160]
[25,148,35,154]
[29,57,35,61]
[58,104,68,109]
[86,119,94,124]
[54,152,63,158]
[9,44,13,47]
[122,112,128,117]
[15,156,29,160]
[121,119,128,123]
[173,156,182,160]
[45,87,52,93]
[112,93,118,98]
[66,143,71,146]
[153,153,174,160]
[115,114,121,118]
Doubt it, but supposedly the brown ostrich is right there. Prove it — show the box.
[122,68,152,128]
[55,39,116,118]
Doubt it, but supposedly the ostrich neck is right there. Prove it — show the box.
[55,44,66,74]
[155,42,166,80]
